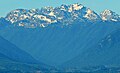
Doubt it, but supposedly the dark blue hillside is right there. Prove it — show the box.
[0,36,38,64]
[0,52,10,60]
[0,17,11,27]
[0,22,120,66]
[63,28,120,69]
[0,52,50,73]
[0,36,54,72]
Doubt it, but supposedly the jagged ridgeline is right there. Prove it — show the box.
[3,3,120,28]
[0,3,120,73]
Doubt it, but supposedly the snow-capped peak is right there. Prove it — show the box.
[3,3,120,28]
[72,3,84,10]
[84,8,99,20]
[100,9,120,22]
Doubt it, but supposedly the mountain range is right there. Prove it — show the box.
[4,3,120,28]
[0,3,120,72]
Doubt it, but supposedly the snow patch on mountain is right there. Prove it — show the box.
[84,9,98,20]
[100,9,120,22]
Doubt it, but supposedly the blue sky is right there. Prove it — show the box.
[0,0,119,17]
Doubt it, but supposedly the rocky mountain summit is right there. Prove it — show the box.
[2,3,120,28]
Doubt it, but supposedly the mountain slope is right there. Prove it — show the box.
[62,29,120,68]
[0,22,120,66]
[0,36,53,72]
[0,17,11,29]
[0,36,38,64]
[0,53,49,73]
